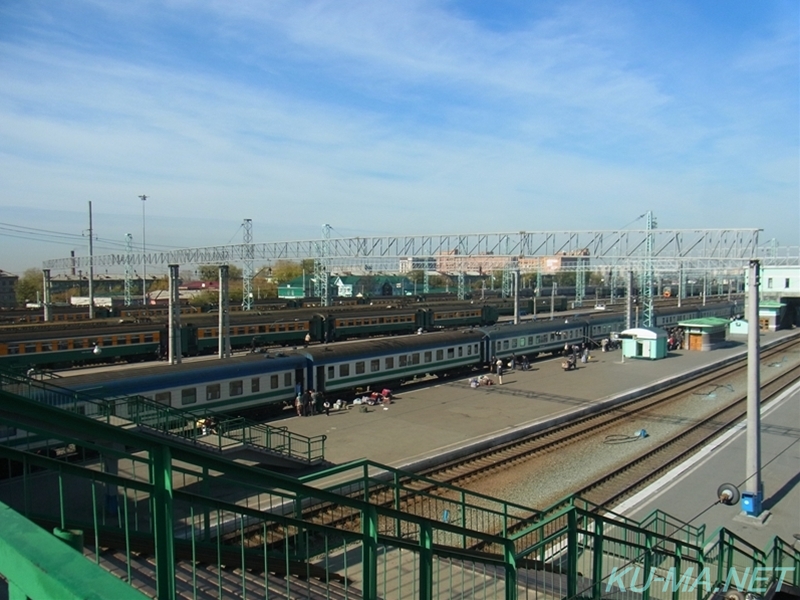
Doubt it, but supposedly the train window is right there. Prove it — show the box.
[424,351,432,363]
[284,373,292,387]
[230,381,243,397]
[411,353,420,365]
[58,340,69,350]
[340,364,350,377]
[467,345,471,356]
[436,350,443,361]
[144,334,154,342]
[785,278,790,289]
[474,344,479,354]
[502,341,509,350]
[447,348,454,359]
[511,339,518,349]
[251,378,260,393]
[206,384,221,401]
[103,337,113,346]
[528,337,533,345]
[270,375,279,389]
[25,343,36,354]
[155,392,171,405]
[181,388,197,405]
[327,365,335,379]
[0,424,17,439]
[399,355,408,367]
[356,361,365,374]
[385,357,394,369]
[370,359,380,372]
[458,347,463,357]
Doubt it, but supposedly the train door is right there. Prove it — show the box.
[316,365,325,393]
[294,368,305,396]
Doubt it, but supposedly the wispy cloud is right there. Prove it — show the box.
[0,0,796,273]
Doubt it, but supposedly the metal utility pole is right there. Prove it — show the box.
[626,271,634,330]
[550,282,557,320]
[575,255,586,308]
[218,265,231,359]
[88,201,95,319]
[642,210,656,327]
[124,233,133,306]
[513,269,520,325]
[314,224,332,306]
[168,264,182,365]
[139,194,148,306]
[42,269,52,322]
[502,264,512,298]
[743,260,764,517]
[242,219,254,310]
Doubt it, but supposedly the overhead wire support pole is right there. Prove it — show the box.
[313,224,332,306]
[642,211,656,327]
[124,233,133,306]
[87,201,95,319]
[42,269,52,322]
[575,252,586,308]
[218,265,231,359]
[743,259,765,518]
[139,194,148,306]
[168,264,182,365]
[242,219,254,311]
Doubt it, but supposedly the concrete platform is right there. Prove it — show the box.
[616,380,800,550]
[282,327,799,553]
[283,329,799,477]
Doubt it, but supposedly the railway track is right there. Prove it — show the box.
[241,336,800,552]
[575,359,800,509]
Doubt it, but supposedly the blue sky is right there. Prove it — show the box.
[1,0,797,275]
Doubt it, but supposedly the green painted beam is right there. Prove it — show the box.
[0,500,147,600]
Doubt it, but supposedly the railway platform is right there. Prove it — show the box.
[1,328,798,599]
[282,328,800,552]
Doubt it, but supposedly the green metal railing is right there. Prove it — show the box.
[0,369,326,464]
[1,384,798,600]
[0,499,148,600]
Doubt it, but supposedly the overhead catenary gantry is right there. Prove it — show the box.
[42,226,784,309]
[43,228,768,273]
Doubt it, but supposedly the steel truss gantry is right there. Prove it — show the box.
[43,229,767,274]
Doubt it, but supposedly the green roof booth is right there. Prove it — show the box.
[678,317,729,351]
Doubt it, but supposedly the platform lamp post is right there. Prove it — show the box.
[139,194,148,306]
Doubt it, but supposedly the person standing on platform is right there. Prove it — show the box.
[304,333,311,347]
[496,360,504,385]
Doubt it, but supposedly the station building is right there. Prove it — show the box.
[744,265,800,328]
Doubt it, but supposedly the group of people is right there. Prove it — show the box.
[295,389,330,416]
[480,353,531,386]
[564,343,591,364]
[666,328,684,351]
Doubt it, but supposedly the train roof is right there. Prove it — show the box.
[302,329,486,363]
[56,351,306,393]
